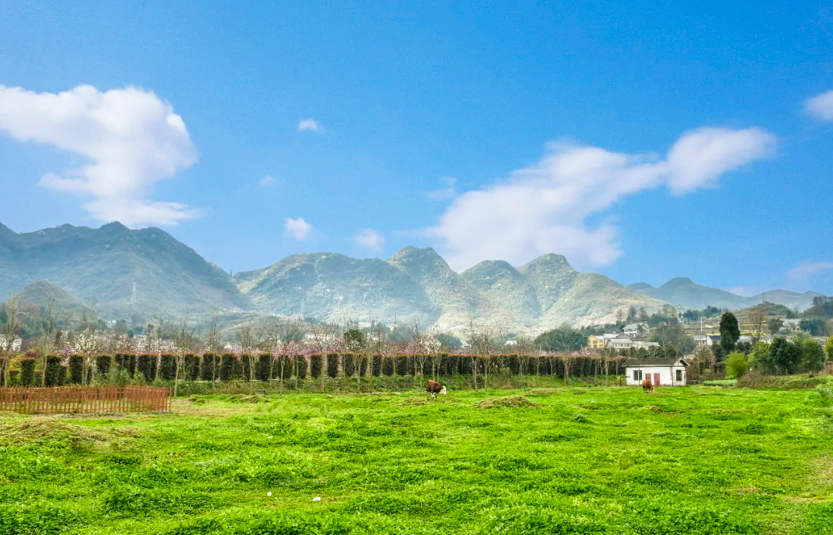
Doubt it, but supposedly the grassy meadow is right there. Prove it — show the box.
[1,385,832,534]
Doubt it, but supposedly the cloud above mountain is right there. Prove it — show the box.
[0,84,199,226]
[430,126,776,271]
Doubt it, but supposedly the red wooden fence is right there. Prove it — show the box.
[0,386,171,415]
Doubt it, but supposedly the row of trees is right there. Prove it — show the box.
[726,337,830,378]
[4,352,642,391]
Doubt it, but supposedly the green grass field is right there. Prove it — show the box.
[1,386,832,534]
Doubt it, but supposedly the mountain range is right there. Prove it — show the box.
[0,221,824,333]
[627,278,821,312]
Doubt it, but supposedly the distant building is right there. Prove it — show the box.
[693,334,712,347]
[0,335,22,352]
[623,323,648,337]
[782,319,802,333]
[587,335,605,349]
[631,339,660,350]
[608,335,634,350]
[623,356,688,387]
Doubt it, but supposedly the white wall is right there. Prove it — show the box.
[625,366,686,387]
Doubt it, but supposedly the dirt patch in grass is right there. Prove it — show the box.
[0,417,137,448]
[476,396,538,409]
[529,388,560,395]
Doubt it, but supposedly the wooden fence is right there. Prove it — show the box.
[0,386,171,415]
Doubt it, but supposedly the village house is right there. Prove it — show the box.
[693,334,712,347]
[587,335,605,349]
[608,334,635,350]
[624,356,688,387]
[631,339,660,350]
[623,322,648,337]
[0,335,22,352]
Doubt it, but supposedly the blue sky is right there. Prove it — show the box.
[0,1,832,295]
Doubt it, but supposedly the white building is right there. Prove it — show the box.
[623,322,648,337]
[608,335,635,350]
[624,356,688,387]
[0,335,22,352]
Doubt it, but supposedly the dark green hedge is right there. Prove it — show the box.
[19,358,36,386]
[310,354,323,379]
[326,354,339,379]
[45,356,62,386]
[96,355,112,377]
[294,355,308,379]
[137,355,157,382]
[69,355,84,384]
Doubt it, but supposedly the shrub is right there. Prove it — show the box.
[422,355,435,376]
[58,366,67,386]
[19,358,36,386]
[45,356,62,386]
[201,354,217,381]
[507,354,521,375]
[726,352,749,379]
[219,354,236,382]
[8,369,19,386]
[255,354,271,381]
[184,355,200,381]
[372,355,382,376]
[69,355,84,384]
[382,356,394,376]
[276,355,292,380]
[96,355,113,378]
[326,354,339,378]
[159,355,176,380]
[294,355,308,379]
[237,355,253,380]
[127,355,137,377]
[310,354,323,379]
[343,353,356,377]
[357,355,368,377]
[137,355,157,383]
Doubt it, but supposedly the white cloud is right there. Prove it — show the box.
[429,127,776,271]
[426,176,457,200]
[259,175,277,187]
[298,118,325,133]
[284,217,313,242]
[788,261,833,282]
[354,229,385,251]
[804,90,833,122]
[0,84,199,226]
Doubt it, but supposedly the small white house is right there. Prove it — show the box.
[623,322,648,337]
[624,356,688,387]
[0,335,22,352]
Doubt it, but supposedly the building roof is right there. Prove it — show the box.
[624,323,645,331]
[623,357,688,367]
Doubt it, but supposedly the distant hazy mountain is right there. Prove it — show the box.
[234,248,666,333]
[16,280,93,318]
[0,222,250,318]
[628,277,821,312]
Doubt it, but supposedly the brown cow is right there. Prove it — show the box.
[641,378,654,393]
[426,380,447,399]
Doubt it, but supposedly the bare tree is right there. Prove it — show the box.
[172,315,200,397]
[235,322,260,394]
[748,307,767,343]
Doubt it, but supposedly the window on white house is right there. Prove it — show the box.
[676,369,683,382]
[633,370,642,381]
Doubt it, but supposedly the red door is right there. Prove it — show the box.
[653,373,661,387]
